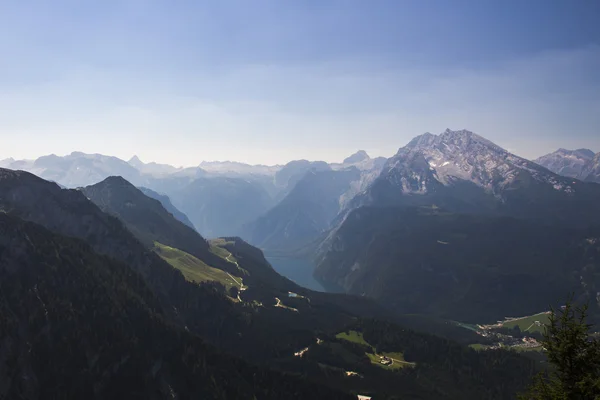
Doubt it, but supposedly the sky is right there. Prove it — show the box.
[1,0,599,166]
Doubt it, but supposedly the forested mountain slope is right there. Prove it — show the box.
[0,168,542,399]
[0,213,353,400]
[245,168,362,251]
[139,186,196,229]
[316,206,600,323]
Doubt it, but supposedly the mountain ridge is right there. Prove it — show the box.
[341,129,600,229]
[534,148,597,180]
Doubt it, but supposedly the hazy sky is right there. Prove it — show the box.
[1,0,599,166]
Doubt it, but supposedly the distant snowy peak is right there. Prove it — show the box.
[534,148,596,180]
[128,155,182,177]
[0,158,15,168]
[384,129,573,195]
[199,160,281,176]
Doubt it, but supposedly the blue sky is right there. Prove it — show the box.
[1,0,599,166]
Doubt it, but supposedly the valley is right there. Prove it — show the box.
[266,255,327,292]
[4,2,600,397]
[1,128,600,399]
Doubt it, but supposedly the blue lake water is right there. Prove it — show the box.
[265,256,327,292]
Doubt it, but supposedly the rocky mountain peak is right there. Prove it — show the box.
[535,148,596,179]
[582,152,600,183]
[343,150,370,164]
[578,148,597,158]
[384,129,571,196]
[128,155,144,166]
[96,175,137,188]
[549,148,595,160]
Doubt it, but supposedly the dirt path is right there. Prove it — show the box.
[221,252,244,301]
[388,357,415,366]
[274,297,299,312]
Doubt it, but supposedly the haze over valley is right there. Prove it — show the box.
[2,1,600,399]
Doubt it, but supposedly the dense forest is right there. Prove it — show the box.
[316,206,600,324]
[0,213,353,399]
[0,170,547,399]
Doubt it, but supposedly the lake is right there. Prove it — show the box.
[265,256,327,292]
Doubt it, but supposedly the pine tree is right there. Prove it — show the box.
[520,299,600,399]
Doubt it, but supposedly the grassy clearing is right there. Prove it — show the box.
[366,353,415,369]
[501,312,550,333]
[154,242,240,290]
[382,352,406,361]
[469,343,490,351]
[336,331,370,347]
[512,345,545,353]
[209,244,234,260]
[336,331,414,369]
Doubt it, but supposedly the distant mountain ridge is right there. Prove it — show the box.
[534,148,596,179]
[1,150,389,240]
[585,152,600,183]
[243,150,388,251]
[3,137,598,254]
[5,151,145,188]
[244,168,363,251]
[138,186,196,229]
[128,155,182,176]
[342,129,600,227]
[535,148,600,183]
[343,150,369,164]
[199,160,282,175]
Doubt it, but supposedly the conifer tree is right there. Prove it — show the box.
[521,299,600,399]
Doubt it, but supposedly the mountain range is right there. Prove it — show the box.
[535,148,600,183]
[3,127,599,398]
[0,150,384,240]
[338,130,600,227]
[314,130,600,323]
[0,166,540,399]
